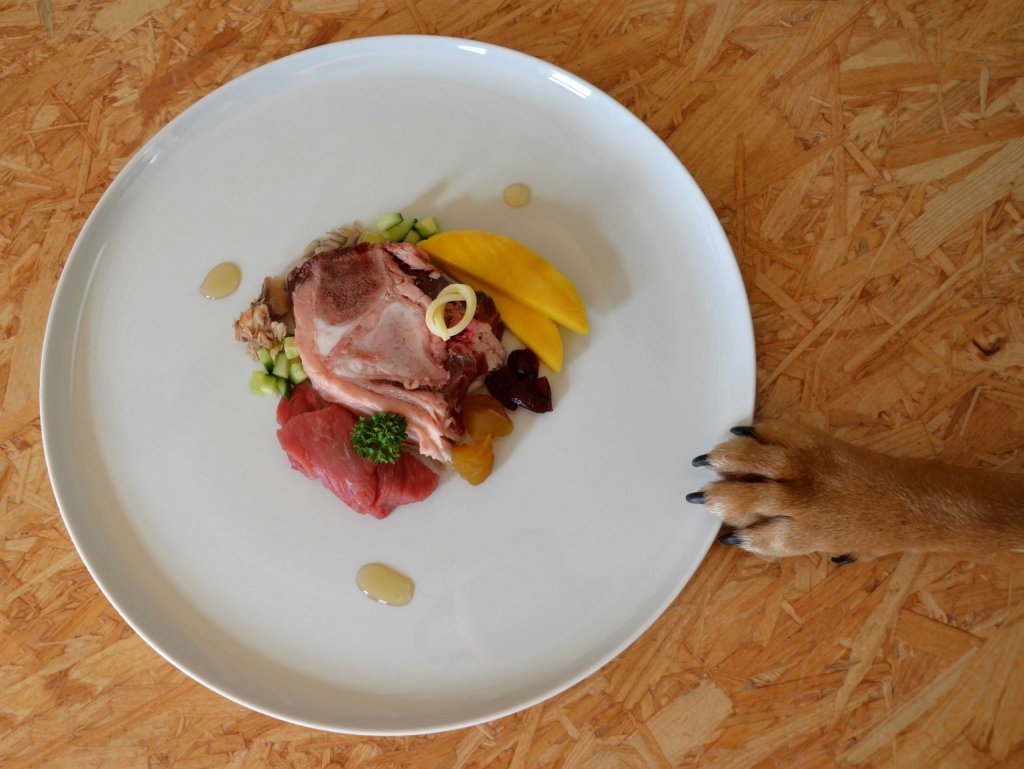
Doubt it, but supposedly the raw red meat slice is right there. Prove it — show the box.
[276,388,438,518]
[275,381,327,426]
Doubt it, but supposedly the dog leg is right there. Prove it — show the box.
[688,419,1024,558]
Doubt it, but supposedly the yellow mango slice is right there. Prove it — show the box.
[420,230,588,335]
[439,263,564,372]
[486,290,564,373]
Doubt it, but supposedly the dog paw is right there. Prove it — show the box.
[688,420,881,560]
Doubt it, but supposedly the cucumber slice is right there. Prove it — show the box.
[262,377,280,397]
[413,216,440,237]
[276,376,292,397]
[375,212,404,231]
[257,348,273,372]
[250,371,278,397]
[402,229,422,244]
[283,336,299,360]
[289,360,309,384]
[360,230,386,244]
[249,370,267,395]
[384,218,417,242]
[272,350,290,378]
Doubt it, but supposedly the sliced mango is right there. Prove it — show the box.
[488,290,563,372]
[438,263,564,372]
[419,230,588,335]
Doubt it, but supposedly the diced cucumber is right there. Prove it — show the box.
[283,336,299,360]
[289,360,308,385]
[360,230,386,244]
[250,371,279,397]
[250,370,267,395]
[257,347,273,373]
[375,212,404,231]
[272,350,290,378]
[276,376,292,397]
[402,229,422,244]
[384,218,417,242]
[413,216,440,237]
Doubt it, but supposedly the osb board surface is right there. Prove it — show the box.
[2,0,1024,767]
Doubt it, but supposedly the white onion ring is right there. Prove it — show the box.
[425,283,478,341]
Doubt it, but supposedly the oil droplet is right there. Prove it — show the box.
[200,261,241,299]
[503,182,531,208]
[356,562,414,606]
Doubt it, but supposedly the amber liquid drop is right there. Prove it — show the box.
[503,183,531,208]
[200,262,241,299]
[356,563,414,606]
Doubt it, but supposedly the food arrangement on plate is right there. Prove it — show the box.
[233,212,589,519]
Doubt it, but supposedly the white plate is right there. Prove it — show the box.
[40,36,754,735]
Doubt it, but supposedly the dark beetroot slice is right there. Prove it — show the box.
[485,367,552,413]
[484,368,518,411]
[507,348,539,378]
[513,375,552,413]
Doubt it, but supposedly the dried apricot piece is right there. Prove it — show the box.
[452,435,494,486]
[462,393,514,442]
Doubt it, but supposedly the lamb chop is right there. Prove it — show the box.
[287,241,505,463]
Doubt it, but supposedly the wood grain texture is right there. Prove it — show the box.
[3,1,1024,766]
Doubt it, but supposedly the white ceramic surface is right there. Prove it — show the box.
[40,36,755,735]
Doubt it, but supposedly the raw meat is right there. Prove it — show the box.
[275,378,327,425]
[276,383,438,518]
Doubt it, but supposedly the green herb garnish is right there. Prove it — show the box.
[351,411,407,464]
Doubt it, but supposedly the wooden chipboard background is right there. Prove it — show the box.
[2,1,1023,767]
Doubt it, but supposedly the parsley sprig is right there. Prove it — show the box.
[351,411,407,464]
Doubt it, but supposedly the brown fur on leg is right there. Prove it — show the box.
[692,420,1024,558]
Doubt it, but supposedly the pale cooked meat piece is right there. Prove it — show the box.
[288,242,505,462]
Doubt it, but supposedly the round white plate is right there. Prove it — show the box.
[40,36,754,735]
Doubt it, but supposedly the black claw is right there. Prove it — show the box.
[685,491,705,504]
[719,532,742,546]
[691,454,711,467]
[730,425,756,438]
[831,554,856,565]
